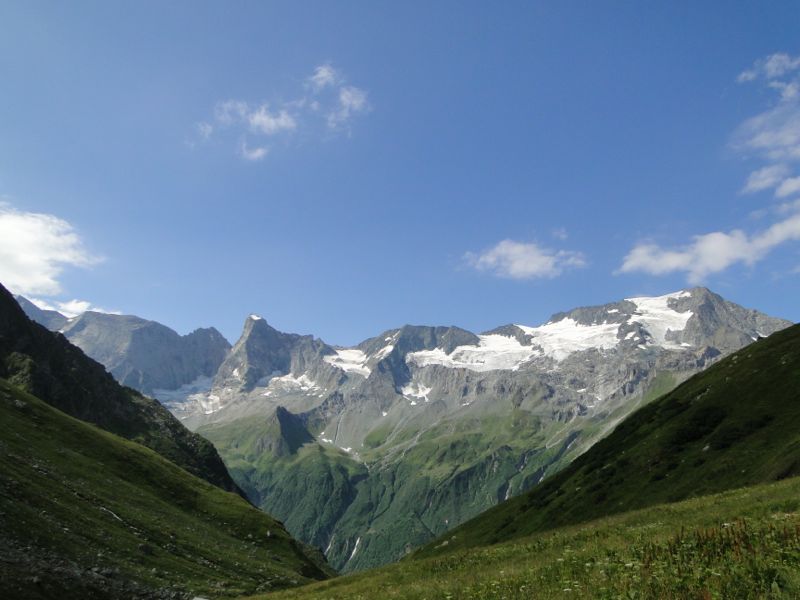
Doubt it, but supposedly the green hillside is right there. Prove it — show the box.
[251,476,800,599]
[0,379,334,599]
[0,283,239,493]
[415,323,800,558]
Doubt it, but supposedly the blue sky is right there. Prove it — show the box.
[1,1,800,345]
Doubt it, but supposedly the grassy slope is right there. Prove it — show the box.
[248,476,800,599]
[0,284,239,493]
[202,406,582,572]
[0,379,334,599]
[413,323,800,558]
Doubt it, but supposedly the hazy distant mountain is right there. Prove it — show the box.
[15,295,69,330]
[186,288,791,571]
[15,295,231,395]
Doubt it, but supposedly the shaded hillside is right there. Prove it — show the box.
[415,322,800,558]
[0,283,238,493]
[0,379,333,599]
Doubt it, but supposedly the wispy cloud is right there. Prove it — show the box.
[734,52,800,183]
[195,63,369,160]
[620,52,800,283]
[619,212,800,283]
[737,53,800,83]
[239,140,268,162]
[247,106,296,135]
[308,63,339,91]
[327,86,369,130]
[465,239,586,280]
[741,164,790,194]
[196,121,213,140]
[0,203,101,296]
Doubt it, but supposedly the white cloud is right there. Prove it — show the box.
[741,164,790,193]
[775,176,800,198]
[199,63,369,159]
[552,227,569,240]
[734,53,800,177]
[29,297,120,318]
[308,64,339,90]
[769,80,800,102]
[737,53,800,83]
[619,211,800,283]
[734,102,800,163]
[465,239,586,280]
[0,204,100,296]
[248,105,296,135]
[624,52,800,283]
[327,86,370,129]
[239,140,268,161]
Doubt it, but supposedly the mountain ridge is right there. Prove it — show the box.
[192,287,792,571]
[16,296,232,394]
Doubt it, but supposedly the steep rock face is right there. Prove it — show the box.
[137,289,796,571]
[213,315,334,393]
[0,284,241,494]
[58,311,231,394]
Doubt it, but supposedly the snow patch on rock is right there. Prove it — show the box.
[324,348,371,377]
[407,334,537,372]
[401,381,432,402]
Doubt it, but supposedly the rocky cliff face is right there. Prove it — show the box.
[184,288,792,572]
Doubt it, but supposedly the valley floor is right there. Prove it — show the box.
[246,476,800,599]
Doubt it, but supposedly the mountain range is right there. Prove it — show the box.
[257,320,800,599]
[17,287,793,572]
